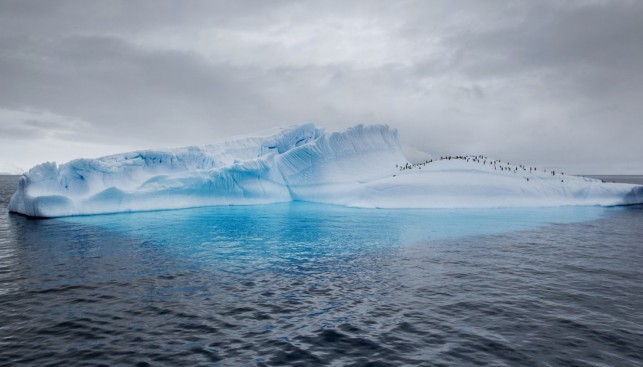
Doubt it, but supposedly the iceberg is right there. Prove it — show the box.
[9,123,643,217]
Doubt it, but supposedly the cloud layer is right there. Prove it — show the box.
[1,0,642,173]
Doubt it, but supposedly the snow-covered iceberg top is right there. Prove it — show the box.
[9,123,643,217]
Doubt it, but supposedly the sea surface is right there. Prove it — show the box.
[1,175,642,366]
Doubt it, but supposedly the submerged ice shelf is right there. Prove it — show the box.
[9,123,643,217]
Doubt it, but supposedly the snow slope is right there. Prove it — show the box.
[9,123,643,217]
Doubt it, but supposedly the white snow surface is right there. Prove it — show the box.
[9,123,643,217]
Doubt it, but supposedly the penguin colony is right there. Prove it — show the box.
[395,155,565,183]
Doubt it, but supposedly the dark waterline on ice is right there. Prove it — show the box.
[584,175,643,185]
[1,175,643,366]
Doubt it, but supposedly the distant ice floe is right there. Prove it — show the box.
[9,123,643,217]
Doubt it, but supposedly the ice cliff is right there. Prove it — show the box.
[9,123,643,217]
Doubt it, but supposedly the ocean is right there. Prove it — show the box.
[1,175,642,366]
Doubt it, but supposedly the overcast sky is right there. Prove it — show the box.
[1,0,642,174]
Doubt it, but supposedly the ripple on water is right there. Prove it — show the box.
[1,175,643,366]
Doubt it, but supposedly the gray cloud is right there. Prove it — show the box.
[0,0,642,173]
[0,124,46,141]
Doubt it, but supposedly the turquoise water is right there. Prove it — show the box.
[62,201,608,251]
[48,203,610,281]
